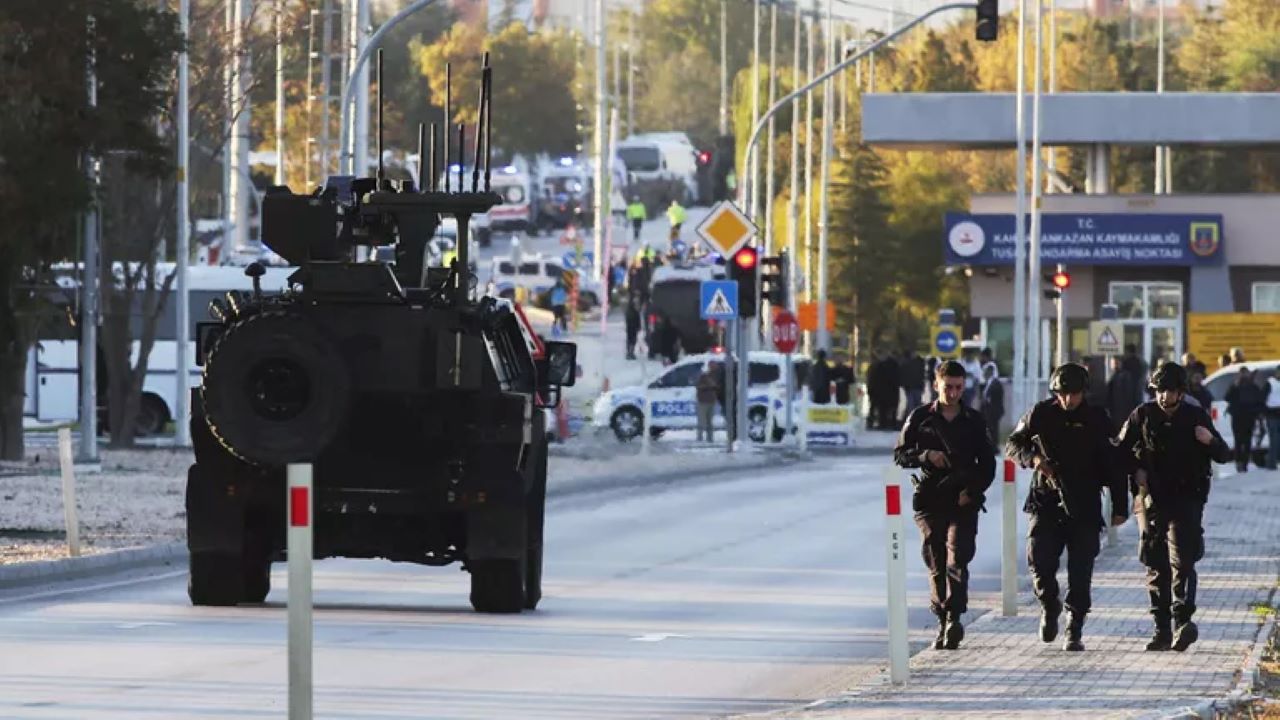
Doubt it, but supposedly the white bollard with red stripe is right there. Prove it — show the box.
[1001,459,1019,617]
[884,466,909,684]
[288,464,313,720]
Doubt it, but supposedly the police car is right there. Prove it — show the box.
[489,253,602,311]
[592,351,809,442]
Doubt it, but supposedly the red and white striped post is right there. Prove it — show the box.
[884,466,908,684]
[288,464,313,720]
[1001,459,1018,617]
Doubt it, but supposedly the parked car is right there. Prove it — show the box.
[591,351,809,442]
[1204,360,1277,467]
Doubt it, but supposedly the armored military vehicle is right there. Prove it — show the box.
[185,55,574,613]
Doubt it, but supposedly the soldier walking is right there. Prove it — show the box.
[894,360,996,650]
[1116,362,1231,651]
[1006,364,1128,651]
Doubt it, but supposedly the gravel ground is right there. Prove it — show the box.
[0,438,788,565]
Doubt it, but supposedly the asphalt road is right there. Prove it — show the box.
[0,454,1025,719]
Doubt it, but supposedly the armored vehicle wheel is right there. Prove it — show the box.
[469,558,526,613]
[202,311,351,465]
[241,558,271,604]
[240,530,273,604]
[524,439,548,611]
[523,545,543,610]
[188,552,243,606]
[611,407,643,442]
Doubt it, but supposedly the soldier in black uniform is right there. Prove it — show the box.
[1006,364,1128,651]
[1116,362,1231,651]
[894,360,996,650]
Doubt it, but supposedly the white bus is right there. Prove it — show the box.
[28,264,297,435]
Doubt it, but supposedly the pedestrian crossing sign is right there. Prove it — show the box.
[1089,320,1124,355]
[700,280,739,319]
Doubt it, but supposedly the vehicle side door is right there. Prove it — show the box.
[647,360,705,430]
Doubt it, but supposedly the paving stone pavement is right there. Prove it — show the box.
[763,467,1280,720]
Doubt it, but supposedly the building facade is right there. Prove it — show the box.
[949,193,1280,374]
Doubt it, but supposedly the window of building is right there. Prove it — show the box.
[1253,283,1280,312]
[1108,282,1184,366]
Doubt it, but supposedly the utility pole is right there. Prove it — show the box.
[815,0,833,351]
[1049,0,1065,369]
[802,12,815,354]
[719,0,728,135]
[222,0,233,250]
[229,0,253,251]
[352,0,371,180]
[1028,0,1044,394]
[592,0,607,285]
[1155,0,1169,194]
[1012,0,1029,421]
[765,2,778,258]
[79,14,100,463]
[787,1,801,313]
[751,0,761,234]
[175,0,192,448]
[275,0,286,187]
[627,13,635,137]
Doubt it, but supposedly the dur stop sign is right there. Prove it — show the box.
[772,310,799,353]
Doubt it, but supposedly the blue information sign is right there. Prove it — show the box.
[935,329,958,354]
[944,212,1224,266]
[700,280,739,320]
[561,250,594,269]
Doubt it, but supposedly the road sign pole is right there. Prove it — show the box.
[725,321,737,453]
[737,315,750,450]
[784,354,794,446]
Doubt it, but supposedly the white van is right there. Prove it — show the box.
[616,135,699,204]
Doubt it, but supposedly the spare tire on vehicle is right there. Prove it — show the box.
[201,310,351,465]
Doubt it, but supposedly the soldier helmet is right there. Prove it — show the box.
[1049,363,1089,394]
[1150,361,1188,392]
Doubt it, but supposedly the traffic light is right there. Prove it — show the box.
[728,246,759,317]
[1044,270,1070,299]
[695,148,715,204]
[975,0,998,42]
[760,253,787,308]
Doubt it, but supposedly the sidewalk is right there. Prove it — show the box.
[765,467,1280,719]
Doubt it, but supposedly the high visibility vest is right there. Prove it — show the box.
[626,202,646,220]
[667,204,686,225]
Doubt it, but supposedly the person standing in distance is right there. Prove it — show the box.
[1116,362,1231,652]
[894,360,996,650]
[1005,364,1128,652]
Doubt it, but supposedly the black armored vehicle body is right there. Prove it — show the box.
[185,57,574,613]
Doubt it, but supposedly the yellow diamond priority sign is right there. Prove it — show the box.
[695,201,757,258]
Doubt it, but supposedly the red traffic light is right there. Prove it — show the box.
[697,150,712,166]
[1052,271,1071,289]
[732,247,758,271]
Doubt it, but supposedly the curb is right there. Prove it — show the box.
[548,450,807,499]
[0,454,809,591]
[0,542,186,591]
[1150,589,1278,720]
